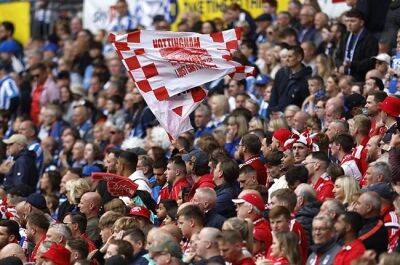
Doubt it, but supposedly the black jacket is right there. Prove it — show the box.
[269,65,312,112]
[194,255,225,265]
[359,216,388,257]
[335,29,378,82]
[129,249,149,265]
[356,0,390,34]
[295,201,321,246]
[204,208,226,230]
[215,183,239,218]
[381,0,400,49]
[3,149,38,193]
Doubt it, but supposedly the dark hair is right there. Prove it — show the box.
[44,170,61,192]
[177,205,204,226]
[66,238,89,260]
[370,90,387,103]
[30,62,47,72]
[27,212,50,231]
[159,199,178,221]
[70,212,87,234]
[285,165,308,187]
[242,133,261,154]
[168,155,186,174]
[370,77,384,91]
[119,150,138,171]
[308,75,324,86]
[123,227,146,245]
[1,21,14,35]
[0,219,20,241]
[333,134,355,153]
[210,148,229,167]
[265,151,283,167]
[239,164,256,175]
[288,45,304,60]
[270,188,297,212]
[149,146,166,162]
[153,158,167,170]
[345,8,365,21]
[202,20,217,33]
[342,211,364,234]
[269,206,291,220]
[264,0,278,8]
[310,151,330,167]
[219,159,240,184]
[109,239,133,260]
[109,95,123,107]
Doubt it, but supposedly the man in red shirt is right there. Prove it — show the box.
[184,150,215,201]
[217,230,255,265]
[238,133,268,185]
[233,190,272,256]
[351,114,371,175]
[63,213,96,252]
[26,212,50,262]
[333,211,365,265]
[303,152,334,201]
[158,156,189,202]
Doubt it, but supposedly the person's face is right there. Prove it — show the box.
[77,194,91,215]
[286,50,302,69]
[218,241,239,262]
[346,17,364,33]
[302,155,317,177]
[293,113,306,132]
[40,173,51,191]
[165,162,176,183]
[315,101,325,119]
[365,95,379,117]
[281,150,294,170]
[201,22,213,34]
[238,172,256,189]
[177,215,192,239]
[308,79,320,94]
[83,143,94,162]
[293,143,308,163]
[270,234,283,258]
[100,227,113,244]
[300,7,314,26]
[267,165,281,179]
[6,142,22,157]
[31,68,47,84]
[104,244,119,259]
[156,203,167,220]
[284,110,295,127]
[0,226,11,249]
[213,162,222,184]
[333,179,345,202]
[235,95,247,109]
[354,194,370,217]
[261,137,272,158]
[116,157,124,175]
[72,142,85,161]
[334,214,348,239]
[312,220,333,245]
[72,106,86,126]
[366,136,380,162]
[364,166,379,187]
[196,232,210,258]
[194,110,209,128]
[153,167,166,185]
[115,0,128,16]
[330,141,340,157]
[235,202,251,219]
[270,215,290,232]
[228,80,241,96]
[45,228,60,243]
[26,221,36,242]
[263,85,272,102]
[277,13,290,27]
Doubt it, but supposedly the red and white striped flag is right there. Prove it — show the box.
[110,28,254,138]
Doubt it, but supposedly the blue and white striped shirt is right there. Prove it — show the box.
[29,141,44,175]
[0,75,19,110]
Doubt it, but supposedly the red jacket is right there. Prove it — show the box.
[352,137,369,175]
[253,218,272,255]
[233,257,255,265]
[381,205,399,247]
[290,219,308,265]
[158,177,190,202]
[187,173,215,201]
[29,234,46,262]
[333,239,365,265]
[243,156,267,185]
[265,256,290,265]
[311,173,334,202]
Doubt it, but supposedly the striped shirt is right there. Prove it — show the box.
[0,75,19,110]
[29,141,44,175]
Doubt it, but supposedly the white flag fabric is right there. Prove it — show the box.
[110,28,254,138]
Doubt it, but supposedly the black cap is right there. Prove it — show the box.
[345,93,366,110]
[8,184,32,197]
[26,193,47,210]
[255,13,273,22]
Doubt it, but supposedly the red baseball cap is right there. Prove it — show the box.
[379,96,400,117]
[129,205,151,220]
[232,193,265,212]
[273,128,292,148]
[41,243,71,265]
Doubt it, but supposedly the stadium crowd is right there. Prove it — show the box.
[1,0,400,264]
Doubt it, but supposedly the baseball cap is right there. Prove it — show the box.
[0,40,19,54]
[82,165,102,177]
[3,134,27,145]
[232,193,265,212]
[373,53,391,65]
[378,96,400,117]
[273,128,292,148]
[148,238,182,259]
[182,149,209,168]
[129,205,150,220]
[41,243,71,265]
[26,193,47,210]
[42,42,58,53]
[255,13,273,22]
[363,183,396,201]
[255,74,270,86]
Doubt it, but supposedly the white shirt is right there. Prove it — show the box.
[268,175,288,203]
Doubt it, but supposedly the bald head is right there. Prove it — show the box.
[199,227,221,242]
[78,192,102,218]
[193,188,217,212]
[160,224,182,243]
[295,184,316,210]
[0,243,26,262]
[293,111,310,132]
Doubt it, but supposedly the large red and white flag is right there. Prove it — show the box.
[110,28,254,138]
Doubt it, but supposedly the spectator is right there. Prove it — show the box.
[194,227,224,265]
[217,230,255,265]
[192,188,226,229]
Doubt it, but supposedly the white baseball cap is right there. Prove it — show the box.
[373,53,391,65]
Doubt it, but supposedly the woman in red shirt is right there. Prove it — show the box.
[258,231,301,265]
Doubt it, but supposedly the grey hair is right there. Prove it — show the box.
[333,119,349,133]
[362,192,381,213]
[296,184,317,202]
[324,199,345,216]
[370,161,391,182]
[49,223,72,241]
[313,215,334,230]
[195,104,211,118]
